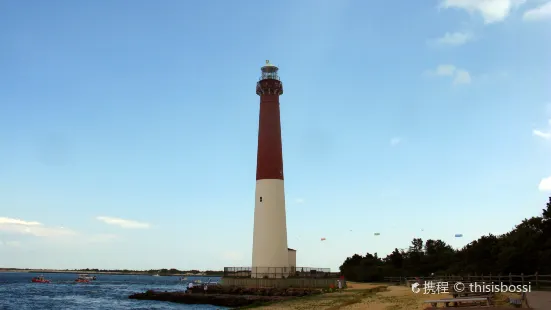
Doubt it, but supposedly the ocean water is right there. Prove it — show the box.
[0,272,227,310]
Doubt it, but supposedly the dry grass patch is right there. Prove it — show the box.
[253,283,386,309]
[248,283,507,310]
[341,285,444,310]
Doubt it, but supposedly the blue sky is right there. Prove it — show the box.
[1,0,550,271]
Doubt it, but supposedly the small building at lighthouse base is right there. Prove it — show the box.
[288,248,296,272]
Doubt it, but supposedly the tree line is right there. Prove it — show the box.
[0,268,224,275]
[339,197,551,282]
[78,268,224,275]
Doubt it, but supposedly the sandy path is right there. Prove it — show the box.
[527,291,551,309]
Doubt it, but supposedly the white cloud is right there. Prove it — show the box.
[96,216,150,229]
[0,217,41,226]
[533,129,551,139]
[390,137,402,146]
[295,198,305,204]
[453,69,472,84]
[426,65,472,85]
[538,176,551,191]
[435,32,473,46]
[0,217,76,237]
[523,1,551,21]
[533,116,551,139]
[440,0,527,24]
[0,217,122,246]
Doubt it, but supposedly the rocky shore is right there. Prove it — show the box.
[128,286,323,308]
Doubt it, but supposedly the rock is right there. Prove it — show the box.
[129,290,294,307]
[185,285,322,297]
[129,287,324,307]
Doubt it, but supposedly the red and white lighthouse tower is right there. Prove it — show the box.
[251,60,289,278]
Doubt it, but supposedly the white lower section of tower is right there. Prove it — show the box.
[252,179,289,278]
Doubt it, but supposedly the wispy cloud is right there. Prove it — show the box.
[425,65,472,85]
[96,216,150,229]
[432,32,473,46]
[0,217,76,237]
[533,115,551,139]
[523,1,551,21]
[453,69,472,85]
[0,217,41,226]
[538,176,551,191]
[295,198,305,204]
[533,129,551,139]
[439,0,527,24]
[0,217,121,245]
[390,137,402,146]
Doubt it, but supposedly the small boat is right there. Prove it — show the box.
[75,278,90,283]
[77,274,96,281]
[31,275,50,283]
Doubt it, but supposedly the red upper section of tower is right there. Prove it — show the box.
[256,61,284,181]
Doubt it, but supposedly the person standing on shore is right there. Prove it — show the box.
[337,280,342,291]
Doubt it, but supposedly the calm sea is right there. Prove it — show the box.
[0,272,227,310]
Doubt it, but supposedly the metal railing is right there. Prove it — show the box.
[223,267,337,279]
[258,75,280,81]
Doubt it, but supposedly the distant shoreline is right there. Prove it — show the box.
[0,269,223,277]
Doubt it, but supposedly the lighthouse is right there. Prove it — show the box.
[251,60,290,278]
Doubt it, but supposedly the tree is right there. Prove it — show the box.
[339,197,551,280]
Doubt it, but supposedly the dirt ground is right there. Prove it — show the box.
[253,282,523,309]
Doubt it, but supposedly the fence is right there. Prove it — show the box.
[223,267,336,279]
[383,273,551,290]
[221,277,340,288]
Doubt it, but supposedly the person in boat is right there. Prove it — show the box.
[204,284,208,294]
[187,282,194,293]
